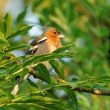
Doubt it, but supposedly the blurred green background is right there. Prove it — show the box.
[0,0,110,110]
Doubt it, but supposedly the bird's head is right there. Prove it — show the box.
[44,27,64,47]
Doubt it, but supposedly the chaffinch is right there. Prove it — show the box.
[27,27,64,55]
[11,27,64,95]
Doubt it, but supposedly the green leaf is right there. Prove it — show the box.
[53,44,75,53]
[8,25,32,39]
[11,96,69,110]
[27,78,38,88]
[66,1,74,23]
[16,8,27,24]
[0,31,5,39]
[0,88,13,106]
[58,87,78,110]
[62,87,78,110]
[0,39,9,48]
[0,67,10,74]
[5,44,30,52]
[18,80,31,96]
[0,52,9,56]
[49,60,64,79]
[4,13,13,37]
[23,51,75,66]
[0,97,9,106]
[99,26,109,37]
[35,63,51,83]
[0,64,27,87]
[67,79,78,89]
[0,31,9,48]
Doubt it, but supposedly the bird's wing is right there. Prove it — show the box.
[31,36,47,46]
[26,36,47,55]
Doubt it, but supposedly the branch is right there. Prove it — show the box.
[73,87,110,95]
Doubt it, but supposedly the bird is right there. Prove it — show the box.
[27,27,64,55]
[11,27,64,95]
[27,27,65,77]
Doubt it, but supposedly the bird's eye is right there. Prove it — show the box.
[53,32,57,34]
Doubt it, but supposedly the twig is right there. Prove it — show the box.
[73,87,110,95]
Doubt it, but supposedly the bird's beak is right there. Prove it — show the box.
[58,34,65,38]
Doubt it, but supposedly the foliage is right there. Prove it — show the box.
[0,0,110,110]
